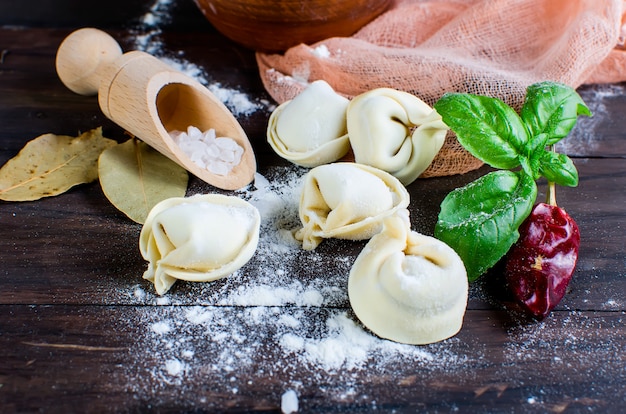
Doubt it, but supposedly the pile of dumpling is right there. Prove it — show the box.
[266,81,468,344]
[267,80,449,185]
[137,81,469,345]
[292,162,468,345]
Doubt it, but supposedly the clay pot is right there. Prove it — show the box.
[193,0,391,53]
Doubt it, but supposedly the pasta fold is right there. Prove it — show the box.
[139,194,260,295]
[348,215,468,344]
[267,80,350,167]
[295,162,410,250]
[347,88,448,185]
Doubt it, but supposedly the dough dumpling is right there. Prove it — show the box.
[347,88,448,185]
[267,80,350,167]
[139,194,261,295]
[348,216,468,344]
[295,162,410,250]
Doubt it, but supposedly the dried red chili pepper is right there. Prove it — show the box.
[504,183,580,320]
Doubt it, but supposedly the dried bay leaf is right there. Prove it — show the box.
[99,139,188,224]
[0,127,117,201]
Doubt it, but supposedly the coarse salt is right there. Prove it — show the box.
[311,44,331,58]
[281,389,299,414]
[164,358,186,377]
[170,126,243,175]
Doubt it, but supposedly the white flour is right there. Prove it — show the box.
[113,0,481,387]
[116,164,474,408]
[130,0,265,117]
[106,1,622,411]
[557,83,626,155]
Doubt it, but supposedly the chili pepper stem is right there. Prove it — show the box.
[546,145,558,206]
[547,181,557,206]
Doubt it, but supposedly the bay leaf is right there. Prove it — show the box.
[0,127,117,201]
[98,139,188,224]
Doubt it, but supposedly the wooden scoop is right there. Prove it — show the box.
[55,27,256,190]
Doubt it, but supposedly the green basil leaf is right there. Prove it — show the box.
[526,132,550,156]
[521,81,592,145]
[435,170,537,281]
[434,93,529,169]
[519,156,536,179]
[537,151,579,187]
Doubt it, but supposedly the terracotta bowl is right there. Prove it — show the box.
[193,0,391,53]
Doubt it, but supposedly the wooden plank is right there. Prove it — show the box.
[1,158,623,310]
[1,3,625,412]
[568,84,626,158]
[1,305,624,412]
[0,0,208,30]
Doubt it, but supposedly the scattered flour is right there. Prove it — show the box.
[558,83,626,155]
[131,0,173,55]
[165,359,186,377]
[100,1,624,411]
[503,311,624,368]
[130,0,265,117]
[115,164,474,408]
[150,321,171,335]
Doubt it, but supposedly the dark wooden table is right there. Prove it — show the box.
[1,1,625,413]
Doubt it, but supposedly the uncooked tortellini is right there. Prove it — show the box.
[348,216,468,344]
[295,162,410,250]
[347,88,448,185]
[139,194,260,295]
[267,80,350,167]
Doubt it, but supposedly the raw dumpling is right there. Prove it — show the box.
[295,162,410,250]
[348,215,468,345]
[347,88,448,185]
[139,194,261,295]
[267,80,350,167]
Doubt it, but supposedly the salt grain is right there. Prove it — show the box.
[164,358,185,377]
[281,389,299,414]
[311,44,330,58]
[170,126,243,175]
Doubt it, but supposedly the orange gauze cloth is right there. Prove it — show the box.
[256,0,624,177]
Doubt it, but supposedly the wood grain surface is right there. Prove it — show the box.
[1,1,625,413]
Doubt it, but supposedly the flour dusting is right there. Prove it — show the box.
[115,164,475,407]
[99,2,623,411]
[130,0,266,116]
[559,83,626,155]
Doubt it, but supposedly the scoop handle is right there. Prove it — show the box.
[55,28,123,96]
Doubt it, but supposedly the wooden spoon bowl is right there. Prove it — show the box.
[193,0,391,53]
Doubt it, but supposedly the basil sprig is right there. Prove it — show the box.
[433,82,591,281]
